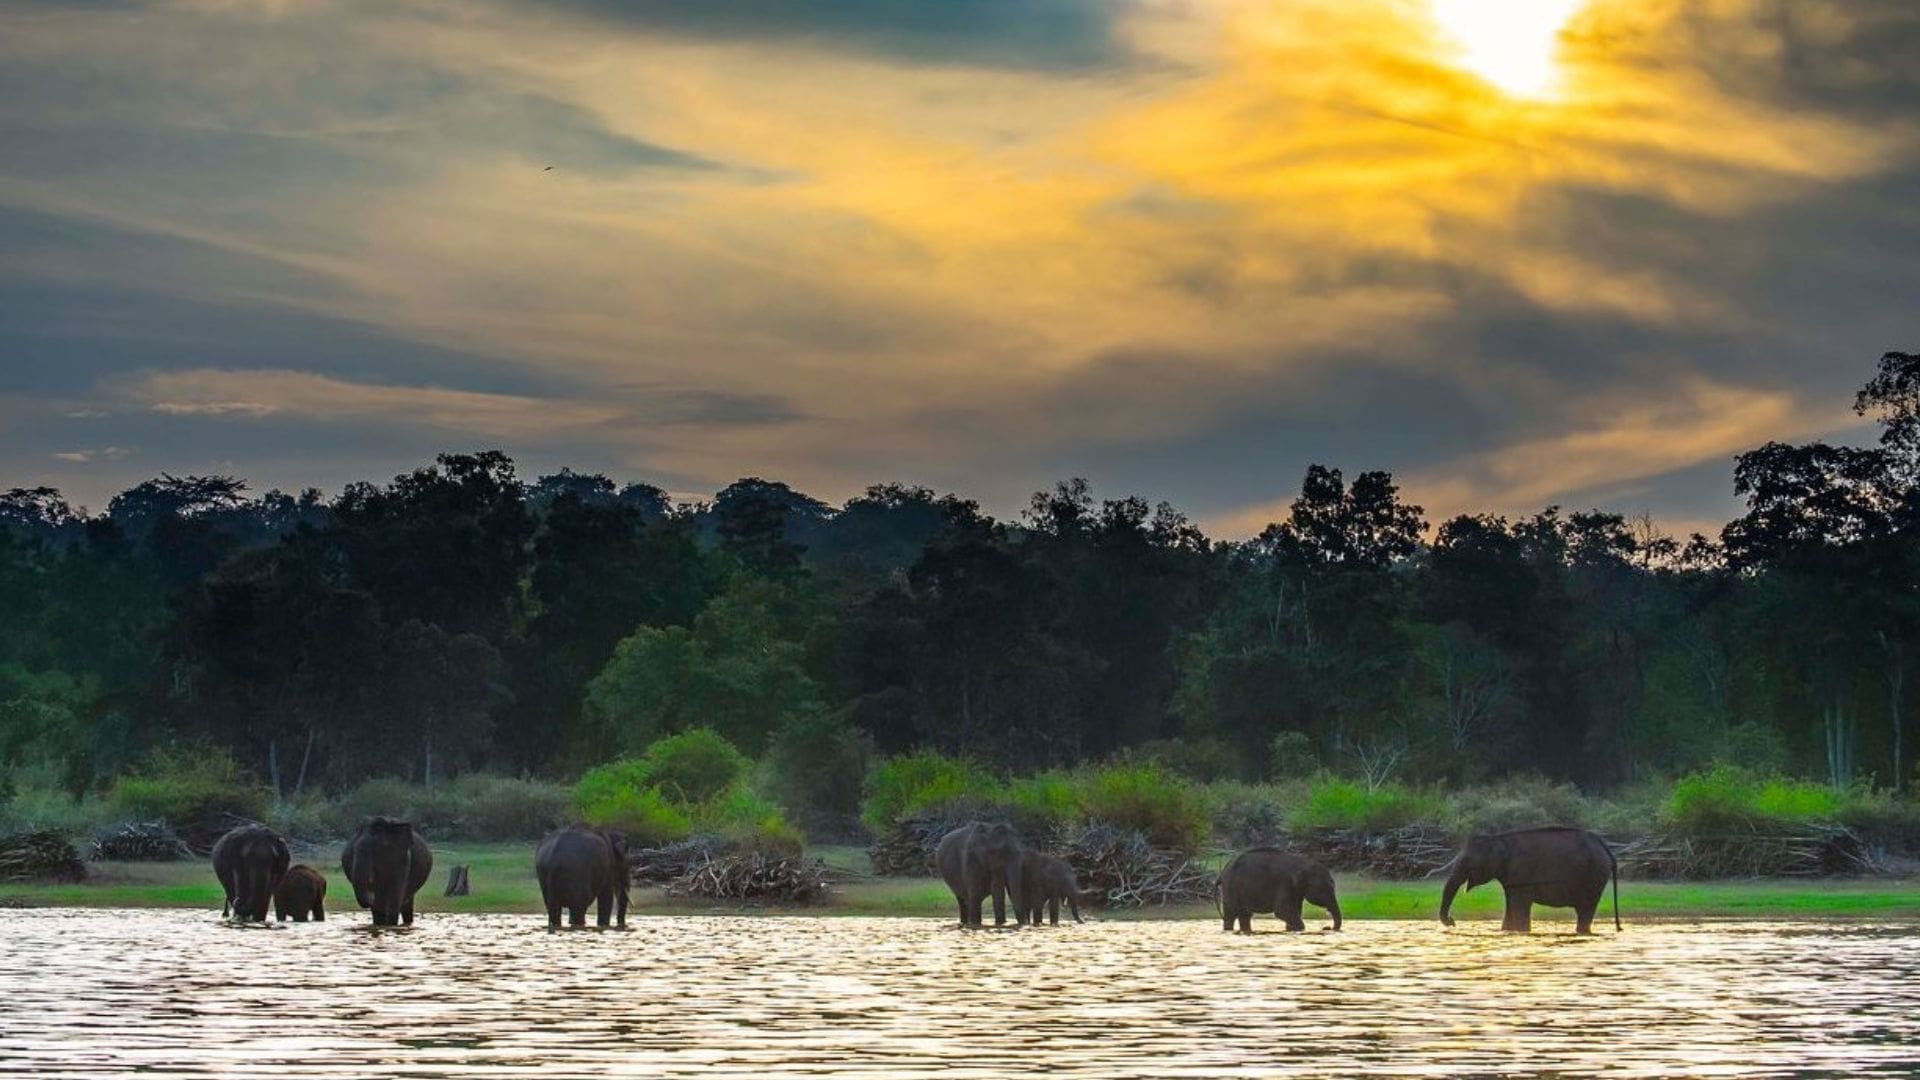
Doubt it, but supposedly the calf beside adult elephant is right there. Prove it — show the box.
[1018,850,1087,925]
[211,823,290,923]
[1439,826,1620,933]
[273,864,327,922]
[534,826,631,930]
[936,822,1027,928]
[1217,848,1341,933]
[341,818,433,926]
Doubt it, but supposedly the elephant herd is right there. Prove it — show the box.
[212,820,634,929]
[938,823,1621,935]
[214,818,1620,935]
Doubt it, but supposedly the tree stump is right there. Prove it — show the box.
[444,864,470,897]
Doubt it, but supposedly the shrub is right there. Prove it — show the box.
[1290,778,1443,832]
[110,744,269,827]
[1004,773,1080,837]
[1267,731,1321,780]
[441,775,572,840]
[1130,738,1251,782]
[1664,765,1841,830]
[760,712,872,827]
[861,751,999,833]
[1079,764,1209,854]
[1448,776,1593,834]
[575,762,693,847]
[0,763,113,835]
[695,788,804,856]
[640,728,750,805]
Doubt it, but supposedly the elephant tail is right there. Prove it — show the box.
[1608,843,1621,931]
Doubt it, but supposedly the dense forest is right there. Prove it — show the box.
[4,352,1919,817]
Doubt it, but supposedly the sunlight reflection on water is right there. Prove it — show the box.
[0,911,1916,1077]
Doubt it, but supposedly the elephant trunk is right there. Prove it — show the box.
[1439,863,1467,927]
[1006,858,1026,926]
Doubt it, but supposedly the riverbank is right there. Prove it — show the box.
[4,843,1920,920]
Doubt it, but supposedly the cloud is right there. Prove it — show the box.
[532,0,1147,71]
[51,446,129,464]
[0,0,1916,532]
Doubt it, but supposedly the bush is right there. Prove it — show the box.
[760,712,872,828]
[640,728,750,805]
[1290,778,1443,832]
[1664,765,1841,830]
[0,763,113,835]
[695,788,804,856]
[110,744,269,827]
[1448,776,1593,834]
[1004,773,1079,837]
[575,762,693,847]
[1079,764,1209,854]
[440,775,572,840]
[1130,738,1251,782]
[1203,781,1292,847]
[1267,731,1321,780]
[861,752,1000,833]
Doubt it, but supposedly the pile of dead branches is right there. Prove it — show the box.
[1283,827,1460,879]
[869,813,965,876]
[1062,823,1214,907]
[0,831,86,883]
[1617,823,1877,879]
[91,822,194,862]
[629,837,736,884]
[665,851,830,903]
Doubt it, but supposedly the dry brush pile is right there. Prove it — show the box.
[631,836,831,902]
[1057,824,1215,907]
[1616,823,1878,879]
[0,831,87,882]
[90,821,195,862]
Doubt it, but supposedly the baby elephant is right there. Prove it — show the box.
[273,864,327,922]
[1218,848,1342,933]
[1018,851,1086,925]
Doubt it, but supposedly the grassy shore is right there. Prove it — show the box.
[5,844,1920,921]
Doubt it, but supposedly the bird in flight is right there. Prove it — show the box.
[543,165,554,171]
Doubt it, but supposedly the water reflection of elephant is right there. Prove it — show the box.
[1440,826,1619,933]
[1217,848,1341,932]
[534,826,630,930]
[1018,850,1086,925]
[936,822,1026,928]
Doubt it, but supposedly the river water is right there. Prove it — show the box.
[0,911,1915,1077]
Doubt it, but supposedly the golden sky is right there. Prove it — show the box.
[2,0,1914,534]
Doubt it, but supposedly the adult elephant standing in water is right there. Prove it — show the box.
[341,818,433,926]
[534,827,631,930]
[1439,827,1620,934]
[936,822,1026,928]
[212,824,290,923]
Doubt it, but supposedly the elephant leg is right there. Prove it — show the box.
[1502,891,1531,933]
[313,901,325,922]
[1237,911,1253,934]
[569,903,587,928]
[955,896,969,927]
[402,899,416,926]
[991,886,1007,926]
[596,887,613,928]
[1574,899,1597,935]
[1048,898,1060,926]
[1223,909,1235,932]
[1279,894,1306,932]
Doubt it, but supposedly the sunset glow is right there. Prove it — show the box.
[1429,0,1585,97]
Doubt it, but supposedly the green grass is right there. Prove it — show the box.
[7,842,1920,920]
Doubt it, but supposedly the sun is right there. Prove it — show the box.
[1429,0,1585,99]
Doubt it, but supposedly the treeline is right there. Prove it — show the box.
[3,352,1919,812]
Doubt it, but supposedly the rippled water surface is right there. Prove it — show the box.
[2,911,1918,1077]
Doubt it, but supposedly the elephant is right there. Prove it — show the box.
[935,821,1027,928]
[211,824,290,923]
[273,864,327,922]
[534,826,631,930]
[1439,826,1620,934]
[1017,850,1086,925]
[341,817,433,926]
[1217,848,1342,933]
